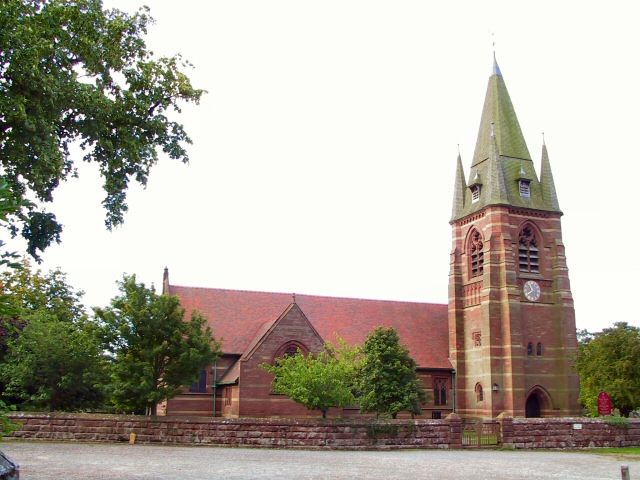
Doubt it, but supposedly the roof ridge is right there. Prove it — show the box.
[168,284,446,307]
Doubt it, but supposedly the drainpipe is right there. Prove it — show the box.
[212,360,218,417]
[452,370,457,413]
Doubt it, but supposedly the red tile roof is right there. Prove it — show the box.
[168,285,451,369]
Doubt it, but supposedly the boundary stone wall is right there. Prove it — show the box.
[8,412,460,449]
[7,412,640,449]
[500,416,640,449]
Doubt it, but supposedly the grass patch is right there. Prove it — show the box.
[585,447,640,456]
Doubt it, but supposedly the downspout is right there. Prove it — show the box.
[212,360,218,417]
[452,370,457,413]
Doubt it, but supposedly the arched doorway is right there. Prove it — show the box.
[525,393,541,418]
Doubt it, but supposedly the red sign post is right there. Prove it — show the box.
[597,391,613,416]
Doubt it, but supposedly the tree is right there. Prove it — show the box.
[0,259,87,373]
[95,275,220,415]
[0,311,107,411]
[0,0,203,259]
[0,258,86,322]
[357,327,426,419]
[576,322,640,417]
[0,180,26,272]
[261,341,360,418]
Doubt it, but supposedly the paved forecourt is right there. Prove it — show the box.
[2,441,639,480]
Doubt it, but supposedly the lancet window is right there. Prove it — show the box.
[475,383,484,402]
[433,378,448,406]
[518,225,539,273]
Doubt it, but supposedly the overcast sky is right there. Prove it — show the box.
[10,1,639,333]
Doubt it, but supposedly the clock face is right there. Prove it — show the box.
[523,280,541,302]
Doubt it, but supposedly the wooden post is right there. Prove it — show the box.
[621,465,630,480]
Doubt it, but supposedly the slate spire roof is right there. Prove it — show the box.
[539,140,561,211]
[451,56,563,221]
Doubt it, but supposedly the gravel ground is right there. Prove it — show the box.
[1,441,639,480]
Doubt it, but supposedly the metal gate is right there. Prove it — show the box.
[461,420,501,447]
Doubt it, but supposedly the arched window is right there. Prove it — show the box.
[518,225,539,273]
[274,341,308,361]
[527,342,533,355]
[536,342,542,356]
[284,345,299,357]
[433,378,447,406]
[469,229,484,278]
[475,383,484,402]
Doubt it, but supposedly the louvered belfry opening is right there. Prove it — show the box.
[518,226,539,273]
[470,230,484,277]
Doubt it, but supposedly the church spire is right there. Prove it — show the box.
[472,55,530,166]
[539,140,561,211]
[451,150,467,220]
[485,122,509,205]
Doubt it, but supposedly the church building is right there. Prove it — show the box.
[162,57,580,419]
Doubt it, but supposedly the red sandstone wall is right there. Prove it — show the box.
[501,417,640,449]
[8,413,457,449]
[8,413,640,449]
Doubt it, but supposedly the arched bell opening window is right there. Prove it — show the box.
[527,342,533,356]
[518,224,540,273]
[468,229,485,278]
[536,342,542,356]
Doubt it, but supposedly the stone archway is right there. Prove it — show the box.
[525,386,553,418]
[525,393,541,418]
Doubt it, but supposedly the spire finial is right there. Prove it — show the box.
[292,293,296,304]
[491,34,502,76]
[542,131,546,145]
[457,143,460,155]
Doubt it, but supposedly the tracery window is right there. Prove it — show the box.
[469,229,484,278]
[433,378,448,406]
[284,345,300,357]
[475,383,484,402]
[519,180,531,198]
[275,341,308,361]
[518,225,539,273]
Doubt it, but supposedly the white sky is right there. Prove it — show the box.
[10,1,640,332]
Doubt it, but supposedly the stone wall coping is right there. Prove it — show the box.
[9,412,445,426]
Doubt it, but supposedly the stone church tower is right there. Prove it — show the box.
[448,57,580,418]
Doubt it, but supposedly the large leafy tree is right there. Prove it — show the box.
[0,259,87,367]
[0,258,86,322]
[0,0,203,259]
[0,310,107,411]
[95,275,220,415]
[357,327,426,419]
[0,180,26,271]
[576,322,640,417]
[262,341,360,418]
